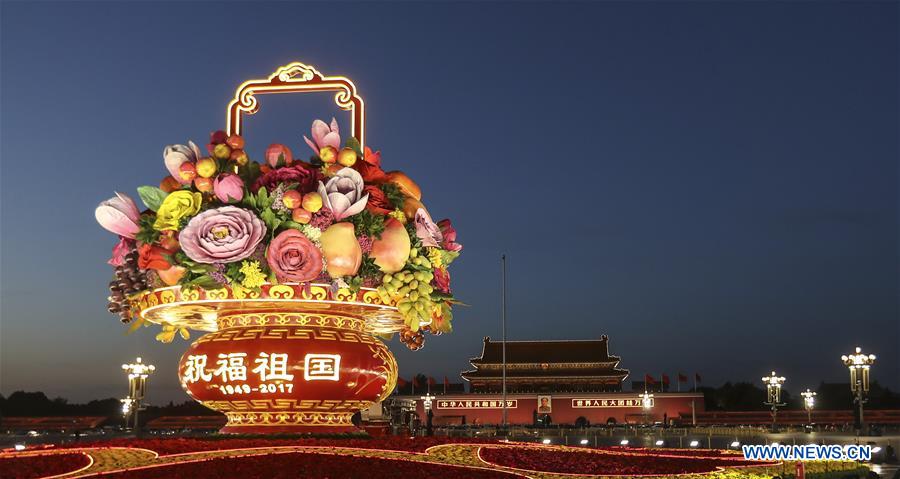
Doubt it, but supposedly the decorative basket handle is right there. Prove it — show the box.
[226,62,365,150]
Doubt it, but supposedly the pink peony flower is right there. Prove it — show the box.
[264,144,293,168]
[266,230,324,283]
[303,118,341,156]
[214,174,244,203]
[95,192,141,239]
[437,219,462,252]
[178,206,266,263]
[163,141,202,185]
[252,164,321,194]
[317,167,368,220]
[108,237,133,266]
[414,208,442,248]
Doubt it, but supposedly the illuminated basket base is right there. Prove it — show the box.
[220,411,357,434]
[177,309,398,434]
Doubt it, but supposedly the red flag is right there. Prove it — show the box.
[444,376,450,388]
[695,373,702,383]
[662,374,670,386]
[412,376,420,388]
[396,377,409,387]
[645,374,656,385]
[427,376,436,386]
[678,373,688,382]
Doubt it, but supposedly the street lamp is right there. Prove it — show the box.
[762,371,786,428]
[641,391,654,425]
[841,346,875,431]
[122,357,155,433]
[420,393,436,436]
[801,389,816,425]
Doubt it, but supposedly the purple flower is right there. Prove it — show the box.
[317,167,368,220]
[179,206,266,264]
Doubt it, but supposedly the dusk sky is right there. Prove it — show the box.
[1,1,897,404]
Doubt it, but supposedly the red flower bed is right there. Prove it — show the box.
[53,436,497,455]
[480,446,764,475]
[100,452,524,478]
[0,452,91,479]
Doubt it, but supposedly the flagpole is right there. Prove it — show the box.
[501,254,508,431]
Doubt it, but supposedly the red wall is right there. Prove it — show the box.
[403,392,705,425]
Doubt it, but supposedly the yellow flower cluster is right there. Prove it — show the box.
[427,247,443,268]
[239,260,267,289]
[389,208,406,223]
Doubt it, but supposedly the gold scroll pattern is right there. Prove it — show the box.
[131,283,407,334]
[223,411,355,428]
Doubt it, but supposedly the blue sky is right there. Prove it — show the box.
[1,1,897,403]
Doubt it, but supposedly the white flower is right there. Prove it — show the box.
[317,167,368,220]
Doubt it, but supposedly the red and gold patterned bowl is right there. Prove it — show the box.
[131,284,405,433]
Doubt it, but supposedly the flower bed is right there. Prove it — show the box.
[98,451,524,479]
[479,446,769,476]
[0,452,91,479]
[50,436,498,456]
[604,446,746,458]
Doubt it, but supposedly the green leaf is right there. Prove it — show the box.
[185,274,224,290]
[346,137,363,157]
[441,250,460,266]
[243,191,258,210]
[379,183,406,210]
[258,187,270,208]
[350,210,386,239]
[137,186,168,212]
[282,220,304,230]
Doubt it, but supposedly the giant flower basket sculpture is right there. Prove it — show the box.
[96,62,461,433]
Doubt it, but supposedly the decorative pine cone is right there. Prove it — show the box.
[107,249,147,323]
[399,328,426,351]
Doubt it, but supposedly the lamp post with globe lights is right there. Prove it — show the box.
[641,391,654,426]
[801,389,816,426]
[122,357,155,433]
[762,371,786,429]
[420,393,435,436]
[841,346,875,432]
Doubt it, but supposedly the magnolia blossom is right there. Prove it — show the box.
[414,208,442,248]
[179,206,266,263]
[95,192,141,239]
[303,118,340,156]
[164,141,202,184]
[317,167,368,220]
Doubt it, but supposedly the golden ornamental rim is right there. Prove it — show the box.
[131,282,419,335]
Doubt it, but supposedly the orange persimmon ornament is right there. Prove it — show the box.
[384,171,421,200]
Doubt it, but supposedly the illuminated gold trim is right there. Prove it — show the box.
[226,62,365,150]
[131,283,421,334]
